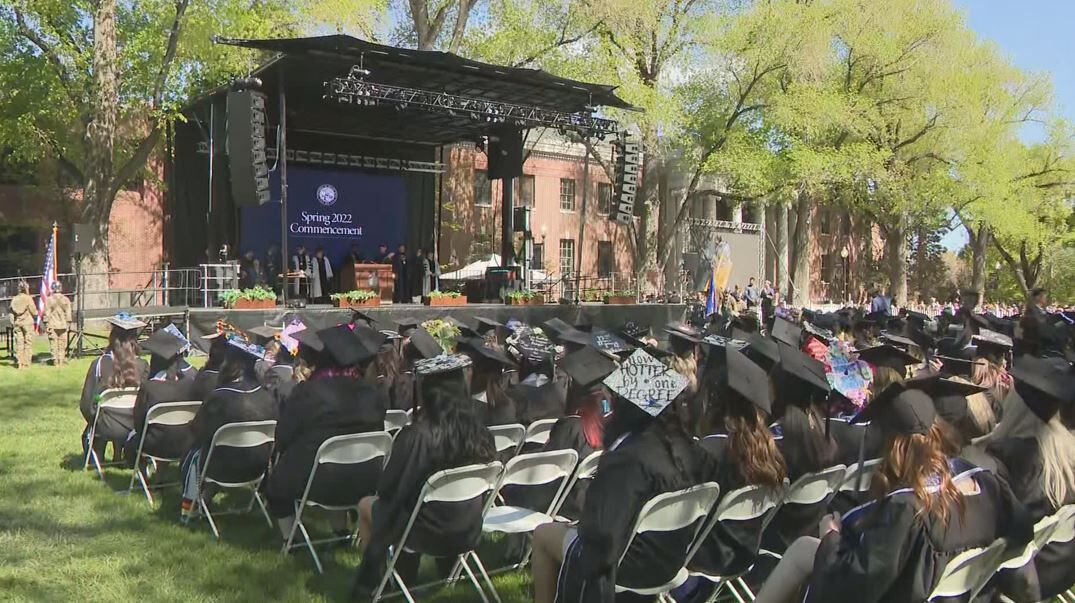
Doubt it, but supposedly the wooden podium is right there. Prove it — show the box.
[341,262,394,301]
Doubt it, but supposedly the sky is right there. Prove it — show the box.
[941,0,1075,250]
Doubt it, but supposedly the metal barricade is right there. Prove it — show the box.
[200,263,240,307]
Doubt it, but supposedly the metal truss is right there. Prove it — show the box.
[324,65,620,138]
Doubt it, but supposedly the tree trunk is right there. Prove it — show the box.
[82,0,118,276]
[966,223,990,300]
[775,202,789,299]
[790,191,811,306]
[886,216,908,307]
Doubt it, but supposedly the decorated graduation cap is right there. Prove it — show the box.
[603,349,689,417]
[509,327,558,364]
[777,341,830,393]
[458,336,516,368]
[854,383,936,436]
[161,323,191,353]
[1010,355,1075,420]
[225,333,267,360]
[856,344,921,373]
[701,334,749,355]
[414,352,473,377]
[972,329,1013,361]
[142,328,186,359]
[802,321,835,343]
[726,345,773,414]
[664,322,702,345]
[620,321,651,344]
[562,345,618,388]
[105,311,146,332]
[771,315,801,347]
[408,328,445,359]
[591,327,632,356]
[743,333,779,371]
[280,318,307,356]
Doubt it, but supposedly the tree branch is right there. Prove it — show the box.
[511,21,602,68]
[12,9,81,108]
[108,128,161,200]
[152,0,190,107]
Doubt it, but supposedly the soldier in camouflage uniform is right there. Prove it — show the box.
[8,280,36,369]
[45,281,72,365]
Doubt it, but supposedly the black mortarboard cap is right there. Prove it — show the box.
[931,394,969,427]
[743,333,779,371]
[1010,356,1075,418]
[904,310,931,328]
[291,327,325,353]
[854,383,936,436]
[541,318,573,336]
[904,374,987,399]
[414,353,472,377]
[856,344,921,373]
[591,327,632,355]
[458,336,516,367]
[771,316,801,347]
[353,326,388,360]
[248,325,281,343]
[731,326,753,342]
[557,327,594,348]
[408,328,444,359]
[972,329,1013,360]
[665,322,702,344]
[562,346,618,388]
[881,333,918,351]
[643,344,673,359]
[475,317,504,335]
[726,346,772,414]
[142,329,185,359]
[350,309,376,327]
[395,318,419,337]
[620,321,650,341]
[318,325,369,366]
[777,342,830,393]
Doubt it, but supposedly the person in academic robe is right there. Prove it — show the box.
[192,331,228,402]
[1018,287,1049,356]
[179,335,279,523]
[689,347,788,587]
[391,244,410,303]
[969,329,1014,426]
[531,349,705,603]
[124,328,197,463]
[291,243,313,299]
[352,353,496,596]
[457,336,519,426]
[375,243,392,264]
[309,247,334,302]
[79,313,149,458]
[753,383,1033,603]
[985,356,1075,601]
[421,249,440,297]
[263,325,389,541]
[771,343,839,483]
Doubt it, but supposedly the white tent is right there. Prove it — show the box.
[440,254,550,283]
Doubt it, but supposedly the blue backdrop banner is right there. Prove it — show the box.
[240,167,406,267]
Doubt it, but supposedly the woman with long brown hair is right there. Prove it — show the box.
[79,313,148,458]
[753,383,1031,603]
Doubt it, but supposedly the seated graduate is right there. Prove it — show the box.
[755,383,1032,603]
[531,349,705,603]
[369,330,404,406]
[191,327,228,402]
[155,324,197,381]
[505,330,568,424]
[124,328,197,462]
[983,356,1075,601]
[771,343,839,482]
[179,334,279,522]
[352,353,496,595]
[969,329,1014,424]
[264,325,389,542]
[457,336,519,426]
[690,346,788,580]
[79,312,148,458]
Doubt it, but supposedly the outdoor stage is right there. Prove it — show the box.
[185,303,686,352]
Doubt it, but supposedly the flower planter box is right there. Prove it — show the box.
[231,298,277,310]
[423,296,466,307]
[333,297,381,309]
[604,296,637,305]
[506,297,544,306]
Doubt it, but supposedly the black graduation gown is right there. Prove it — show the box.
[806,467,1032,603]
[189,377,279,484]
[508,379,567,425]
[126,377,197,460]
[768,408,840,551]
[263,377,388,514]
[827,416,883,465]
[190,368,220,403]
[555,429,706,603]
[177,359,197,382]
[988,437,1075,600]
[79,353,149,439]
[690,434,779,578]
[481,394,520,427]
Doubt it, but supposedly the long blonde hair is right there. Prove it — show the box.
[668,351,699,395]
[991,390,1075,509]
[872,421,965,528]
[971,358,1012,407]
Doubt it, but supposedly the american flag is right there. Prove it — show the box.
[35,223,58,333]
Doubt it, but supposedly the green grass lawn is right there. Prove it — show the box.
[0,342,532,602]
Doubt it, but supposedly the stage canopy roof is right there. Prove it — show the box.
[213,35,632,145]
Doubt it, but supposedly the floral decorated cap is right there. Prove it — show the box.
[225,333,266,360]
[414,353,473,376]
[105,311,146,332]
[280,319,307,356]
[603,349,689,417]
[161,323,192,353]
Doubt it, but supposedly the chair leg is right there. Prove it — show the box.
[458,555,492,603]
[298,519,323,574]
[392,570,418,603]
[467,551,502,603]
[726,579,749,603]
[128,456,141,494]
[282,502,302,555]
[703,580,727,603]
[137,468,155,506]
[200,497,221,540]
[252,491,273,528]
[373,546,406,603]
[734,577,756,602]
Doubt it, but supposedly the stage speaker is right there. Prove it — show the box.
[487,128,523,180]
[611,132,642,224]
[226,90,271,206]
[512,206,531,233]
[72,223,94,256]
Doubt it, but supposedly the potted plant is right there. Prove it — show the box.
[422,290,466,307]
[421,319,461,353]
[331,289,381,308]
[604,290,637,305]
[219,286,277,310]
[505,290,544,306]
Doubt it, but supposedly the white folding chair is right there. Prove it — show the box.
[384,409,411,436]
[282,431,393,574]
[839,458,881,494]
[688,482,788,603]
[372,462,504,603]
[488,423,526,457]
[523,418,557,447]
[927,538,1009,601]
[128,400,202,505]
[193,420,277,540]
[763,465,846,553]
[83,387,140,479]
[478,449,579,575]
[614,482,723,601]
[551,449,603,522]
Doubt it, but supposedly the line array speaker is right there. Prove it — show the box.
[226,90,271,206]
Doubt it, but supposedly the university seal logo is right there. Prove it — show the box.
[316,184,338,207]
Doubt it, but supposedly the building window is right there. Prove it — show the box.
[532,242,544,270]
[821,253,834,283]
[559,238,575,276]
[597,241,613,277]
[559,178,576,211]
[473,170,492,207]
[514,174,535,208]
[597,182,612,215]
[819,209,832,235]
